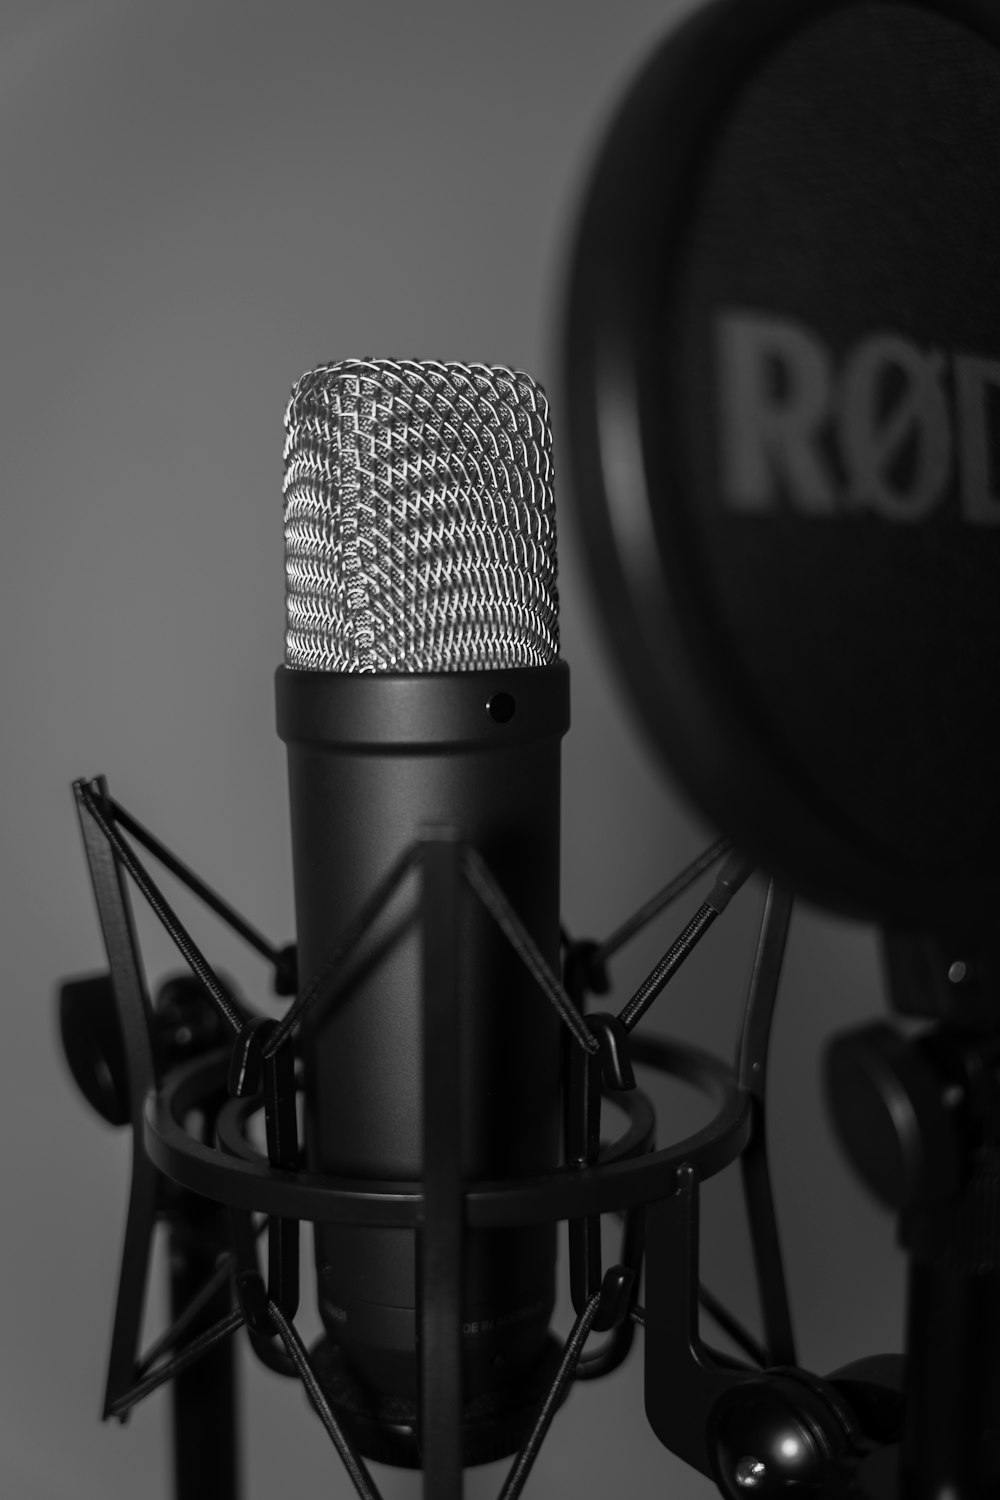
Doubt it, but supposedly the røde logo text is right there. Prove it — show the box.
[717,311,1000,523]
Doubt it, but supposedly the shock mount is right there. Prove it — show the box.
[63,771,976,1500]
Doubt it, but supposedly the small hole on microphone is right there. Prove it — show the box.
[487,691,516,724]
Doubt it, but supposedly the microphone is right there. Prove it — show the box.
[276,358,570,1465]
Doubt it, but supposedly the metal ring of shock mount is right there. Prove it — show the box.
[146,1036,749,1226]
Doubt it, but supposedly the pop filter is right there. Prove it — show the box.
[565,0,1000,931]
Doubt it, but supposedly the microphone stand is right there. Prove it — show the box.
[828,929,1000,1499]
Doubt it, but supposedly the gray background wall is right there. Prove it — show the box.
[1,3,900,1496]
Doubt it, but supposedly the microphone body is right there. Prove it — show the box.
[277,358,567,1433]
[277,664,567,1402]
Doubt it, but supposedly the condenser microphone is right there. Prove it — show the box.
[276,359,569,1466]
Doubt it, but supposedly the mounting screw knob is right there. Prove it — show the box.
[825,1023,964,1211]
[153,973,232,1065]
[273,942,298,997]
[709,1371,854,1498]
[58,971,130,1127]
[734,1457,767,1489]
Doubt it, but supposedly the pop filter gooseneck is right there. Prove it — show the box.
[564,1,1000,1495]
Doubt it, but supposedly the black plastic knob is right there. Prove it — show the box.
[153,973,231,1065]
[825,1023,964,1212]
[58,972,130,1127]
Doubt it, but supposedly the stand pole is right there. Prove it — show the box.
[899,1162,1000,1498]
[169,1202,239,1500]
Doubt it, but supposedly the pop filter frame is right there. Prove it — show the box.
[563,0,1000,932]
[60,772,856,1500]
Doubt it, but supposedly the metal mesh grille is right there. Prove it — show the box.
[283,359,559,672]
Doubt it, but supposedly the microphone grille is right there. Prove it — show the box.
[283,359,559,672]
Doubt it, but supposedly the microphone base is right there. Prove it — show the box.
[308,1332,566,1469]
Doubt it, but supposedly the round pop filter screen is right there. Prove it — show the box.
[566,0,1000,929]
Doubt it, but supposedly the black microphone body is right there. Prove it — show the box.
[278,664,567,1405]
[276,358,568,1449]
